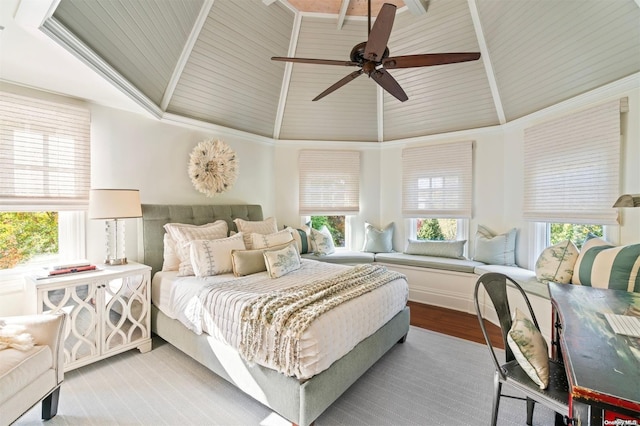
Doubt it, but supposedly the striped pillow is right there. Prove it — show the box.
[572,238,640,292]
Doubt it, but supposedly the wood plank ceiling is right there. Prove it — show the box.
[48,0,640,142]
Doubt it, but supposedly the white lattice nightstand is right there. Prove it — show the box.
[25,262,152,371]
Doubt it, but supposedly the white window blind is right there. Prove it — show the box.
[298,150,360,215]
[0,89,91,211]
[402,141,473,218]
[523,99,622,224]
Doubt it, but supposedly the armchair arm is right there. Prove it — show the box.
[2,314,67,383]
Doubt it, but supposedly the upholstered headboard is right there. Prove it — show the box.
[139,204,263,276]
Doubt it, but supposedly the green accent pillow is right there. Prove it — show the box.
[572,238,640,292]
[535,240,579,284]
[473,225,517,266]
[507,308,549,389]
[362,222,394,253]
[404,239,466,259]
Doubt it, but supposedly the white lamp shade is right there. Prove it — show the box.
[88,189,142,219]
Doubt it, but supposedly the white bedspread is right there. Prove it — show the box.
[151,259,408,379]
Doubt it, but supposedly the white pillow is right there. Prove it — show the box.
[234,217,278,249]
[263,243,301,279]
[362,222,394,253]
[535,240,579,284]
[250,228,294,249]
[189,233,246,277]
[164,220,229,276]
[161,233,180,271]
[507,308,549,389]
[310,226,335,256]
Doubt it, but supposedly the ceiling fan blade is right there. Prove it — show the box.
[363,3,396,62]
[370,68,408,102]
[271,57,359,67]
[383,52,481,69]
[313,70,364,101]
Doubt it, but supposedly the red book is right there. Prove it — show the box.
[48,265,97,276]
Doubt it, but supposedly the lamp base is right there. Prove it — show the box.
[104,258,128,266]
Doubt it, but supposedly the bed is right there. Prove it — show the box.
[139,204,410,426]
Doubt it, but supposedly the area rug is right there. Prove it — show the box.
[16,326,555,425]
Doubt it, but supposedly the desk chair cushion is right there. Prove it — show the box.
[507,308,549,389]
[0,346,53,405]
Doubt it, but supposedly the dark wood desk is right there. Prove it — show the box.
[549,283,640,425]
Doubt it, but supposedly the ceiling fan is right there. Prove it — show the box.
[271,1,480,102]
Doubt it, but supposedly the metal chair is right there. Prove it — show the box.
[474,273,571,426]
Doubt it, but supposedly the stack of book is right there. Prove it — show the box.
[46,262,98,277]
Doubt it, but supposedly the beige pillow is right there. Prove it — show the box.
[164,220,229,276]
[535,240,579,284]
[234,217,278,249]
[161,233,180,271]
[250,228,294,249]
[188,233,245,277]
[507,308,549,389]
[230,242,293,277]
[263,243,301,279]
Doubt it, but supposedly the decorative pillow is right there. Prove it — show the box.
[507,308,549,389]
[309,226,335,256]
[0,322,35,351]
[188,233,246,277]
[572,238,640,292]
[230,242,293,277]
[362,222,394,253]
[234,217,278,249]
[263,243,301,279]
[250,228,294,249]
[161,233,180,272]
[164,221,229,276]
[535,240,579,284]
[473,225,517,266]
[404,239,466,259]
[285,225,311,254]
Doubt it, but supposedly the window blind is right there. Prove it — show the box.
[523,99,621,224]
[402,141,473,218]
[0,89,91,211]
[298,150,360,215]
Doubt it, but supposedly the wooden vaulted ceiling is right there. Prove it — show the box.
[44,0,640,142]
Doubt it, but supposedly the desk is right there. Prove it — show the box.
[549,283,640,425]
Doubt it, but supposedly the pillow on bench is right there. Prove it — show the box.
[404,239,466,259]
[572,238,640,293]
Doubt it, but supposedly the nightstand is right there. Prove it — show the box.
[25,262,152,371]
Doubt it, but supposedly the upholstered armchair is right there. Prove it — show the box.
[0,313,66,425]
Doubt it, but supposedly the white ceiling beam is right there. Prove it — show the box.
[337,0,350,30]
[14,0,59,28]
[161,0,214,111]
[403,0,429,16]
[467,0,506,124]
[273,10,302,140]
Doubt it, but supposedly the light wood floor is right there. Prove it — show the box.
[408,301,505,349]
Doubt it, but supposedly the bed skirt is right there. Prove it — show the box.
[151,305,410,426]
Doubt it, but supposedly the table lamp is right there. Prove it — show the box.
[88,189,142,265]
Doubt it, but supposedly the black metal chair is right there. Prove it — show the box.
[473,273,571,426]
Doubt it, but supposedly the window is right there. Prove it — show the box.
[310,215,345,248]
[548,223,603,250]
[0,85,90,279]
[402,141,472,246]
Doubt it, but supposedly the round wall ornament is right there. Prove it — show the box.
[188,138,238,197]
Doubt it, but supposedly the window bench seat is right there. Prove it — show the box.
[301,250,552,342]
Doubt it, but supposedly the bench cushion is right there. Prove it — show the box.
[0,345,52,405]
[474,265,548,299]
[374,252,483,273]
[301,250,375,264]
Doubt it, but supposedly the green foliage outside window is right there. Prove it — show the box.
[549,223,603,250]
[311,216,345,247]
[417,218,457,240]
[0,212,58,269]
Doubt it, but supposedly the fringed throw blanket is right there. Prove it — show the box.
[239,264,404,376]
